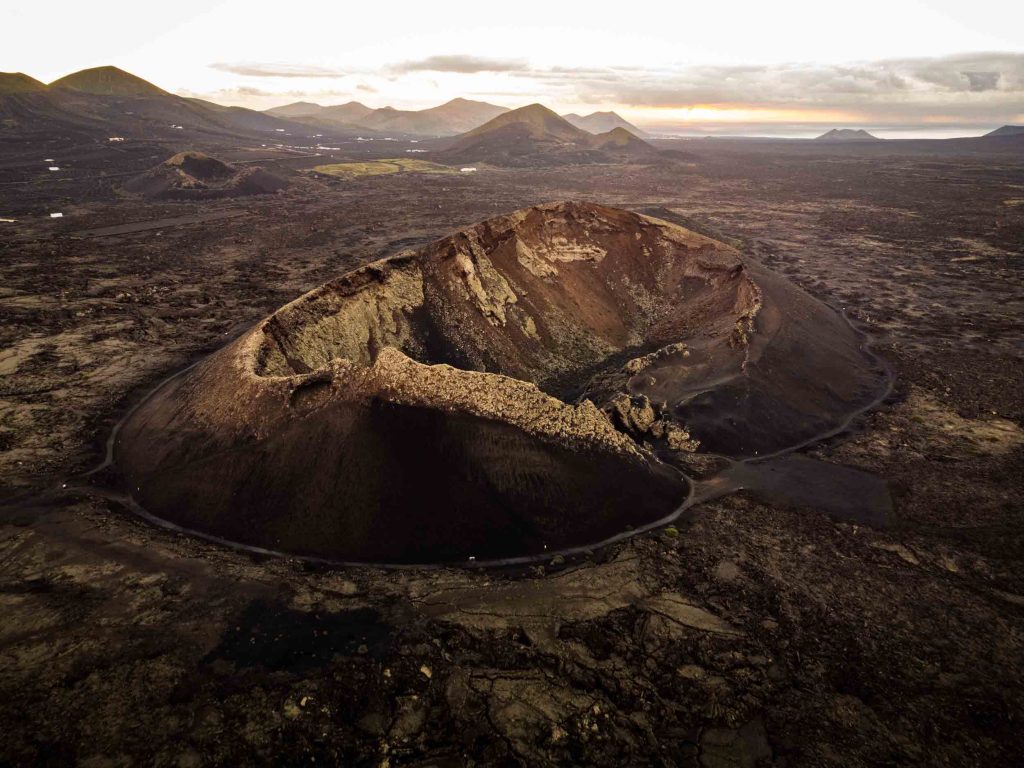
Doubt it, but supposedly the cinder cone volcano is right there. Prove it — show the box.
[114,202,886,563]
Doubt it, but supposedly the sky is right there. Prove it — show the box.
[3,0,1024,137]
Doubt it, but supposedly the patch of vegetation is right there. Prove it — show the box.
[312,159,459,178]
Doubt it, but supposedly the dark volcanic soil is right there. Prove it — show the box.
[1,138,1022,766]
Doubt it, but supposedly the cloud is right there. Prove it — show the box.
[391,55,527,74]
[210,62,346,78]
[191,51,1023,124]
[179,86,274,99]
[178,86,355,110]
[961,71,1000,92]
[507,52,1024,122]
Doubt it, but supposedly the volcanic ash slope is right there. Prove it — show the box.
[115,202,885,563]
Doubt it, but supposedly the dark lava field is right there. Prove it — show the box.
[1,132,1023,767]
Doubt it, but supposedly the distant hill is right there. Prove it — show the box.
[266,97,507,136]
[563,111,647,137]
[815,128,881,142]
[317,101,378,125]
[263,101,324,119]
[397,98,509,134]
[0,65,348,142]
[183,97,316,135]
[266,101,380,132]
[50,65,168,97]
[0,72,46,94]
[124,151,288,200]
[589,126,651,150]
[266,100,375,126]
[436,104,658,166]
[984,125,1024,137]
[463,104,585,142]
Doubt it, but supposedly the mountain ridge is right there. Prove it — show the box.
[267,97,507,136]
[563,110,648,137]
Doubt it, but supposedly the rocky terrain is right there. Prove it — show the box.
[0,128,1022,766]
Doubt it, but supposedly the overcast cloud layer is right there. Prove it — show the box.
[199,51,1024,130]
[390,55,528,74]
[525,53,1024,117]
[209,62,347,78]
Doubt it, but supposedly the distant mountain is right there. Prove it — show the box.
[265,97,508,136]
[393,98,509,135]
[317,101,378,125]
[403,99,507,135]
[462,104,585,142]
[0,72,46,94]
[264,101,325,119]
[984,125,1024,137]
[0,65,345,142]
[563,111,647,137]
[263,100,381,133]
[50,65,168,97]
[815,128,881,142]
[184,97,316,135]
[436,104,658,166]
[589,126,652,150]
[266,100,376,127]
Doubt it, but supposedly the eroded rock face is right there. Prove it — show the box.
[114,202,886,563]
[255,202,755,388]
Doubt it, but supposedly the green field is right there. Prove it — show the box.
[312,158,459,178]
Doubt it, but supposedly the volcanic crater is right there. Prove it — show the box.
[114,202,886,563]
[123,151,288,200]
